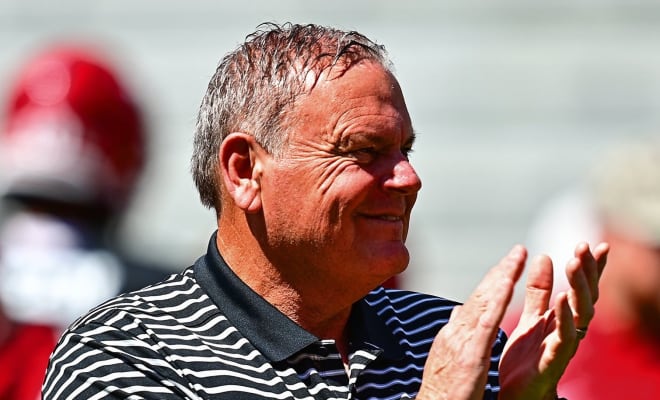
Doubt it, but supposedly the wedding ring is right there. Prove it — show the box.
[575,327,588,340]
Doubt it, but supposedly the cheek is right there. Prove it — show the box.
[264,158,377,234]
[310,159,375,213]
[316,158,360,194]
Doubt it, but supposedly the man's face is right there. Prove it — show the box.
[257,61,421,291]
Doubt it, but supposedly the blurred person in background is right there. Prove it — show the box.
[504,137,660,398]
[555,138,660,399]
[501,188,602,335]
[0,43,170,399]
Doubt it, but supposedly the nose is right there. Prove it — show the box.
[383,157,422,195]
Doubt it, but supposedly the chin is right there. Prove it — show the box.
[370,249,410,277]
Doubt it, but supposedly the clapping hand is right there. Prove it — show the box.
[416,242,609,400]
[498,242,609,400]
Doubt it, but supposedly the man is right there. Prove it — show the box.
[43,23,608,400]
[0,44,170,400]
[556,139,660,399]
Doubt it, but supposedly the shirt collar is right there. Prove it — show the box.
[194,232,403,362]
[351,291,405,360]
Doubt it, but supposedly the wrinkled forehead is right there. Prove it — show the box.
[299,58,373,94]
[287,60,412,145]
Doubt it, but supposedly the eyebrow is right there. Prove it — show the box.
[338,129,417,150]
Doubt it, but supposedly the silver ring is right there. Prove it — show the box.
[575,327,588,340]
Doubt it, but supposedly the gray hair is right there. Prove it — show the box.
[191,22,392,211]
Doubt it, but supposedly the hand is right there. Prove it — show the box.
[498,242,609,400]
[417,245,527,400]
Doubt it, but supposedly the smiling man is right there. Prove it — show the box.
[43,23,608,400]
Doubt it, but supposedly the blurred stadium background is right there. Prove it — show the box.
[2,0,660,302]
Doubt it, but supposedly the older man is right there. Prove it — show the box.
[43,23,608,400]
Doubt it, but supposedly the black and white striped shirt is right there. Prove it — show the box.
[43,235,505,399]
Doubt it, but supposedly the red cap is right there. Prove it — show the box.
[0,44,146,212]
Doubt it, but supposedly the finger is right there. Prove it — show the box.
[554,292,577,355]
[463,245,526,320]
[458,245,527,343]
[592,242,610,277]
[565,257,594,328]
[520,254,554,321]
[522,293,578,388]
[569,242,610,311]
[504,294,577,394]
[573,242,599,299]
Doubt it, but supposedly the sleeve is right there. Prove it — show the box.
[42,323,200,400]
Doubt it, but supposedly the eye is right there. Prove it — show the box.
[350,147,378,164]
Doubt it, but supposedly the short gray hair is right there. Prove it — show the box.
[191,22,392,211]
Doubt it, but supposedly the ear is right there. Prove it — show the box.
[219,133,265,213]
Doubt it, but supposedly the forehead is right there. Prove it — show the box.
[288,61,413,144]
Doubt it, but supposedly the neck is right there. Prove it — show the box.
[216,215,354,345]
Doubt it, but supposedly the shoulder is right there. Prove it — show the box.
[365,286,461,319]
[43,266,231,400]
[364,287,461,339]
[365,287,507,345]
[66,266,210,335]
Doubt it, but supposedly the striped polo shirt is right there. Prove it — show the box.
[43,235,505,399]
